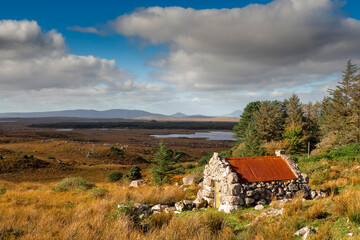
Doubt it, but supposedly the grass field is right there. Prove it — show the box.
[0,123,359,239]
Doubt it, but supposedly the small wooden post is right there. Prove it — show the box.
[308,142,310,158]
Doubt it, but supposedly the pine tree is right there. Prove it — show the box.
[284,94,304,129]
[321,60,358,145]
[237,123,264,157]
[303,101,321,149]
[233,101,261,140]
[150,142,184,185]
[254,101,285,142]
[349,65,360,142]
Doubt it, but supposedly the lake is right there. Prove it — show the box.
[151,131,236,141]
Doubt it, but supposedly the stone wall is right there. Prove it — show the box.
[195,152,323,213]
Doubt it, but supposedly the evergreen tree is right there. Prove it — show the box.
[303,101,321,149]
[237,122,265,157]
[323,60,358,145]
[284,94,304,129]
[254,101,285,142]
[150,142,184,185]
[232,101,261,140]
[349,64,360,142]
[125,166,142,180]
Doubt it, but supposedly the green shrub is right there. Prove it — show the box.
[110,147,124,156]
[125,166,142,180]
[0,187,6,195]
[88,188,109,199]
[52,177,95,192]
[107,171,123,182]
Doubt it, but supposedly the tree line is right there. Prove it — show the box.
[29,121,236,130]
[232,60,360,156]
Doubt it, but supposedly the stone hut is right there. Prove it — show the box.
[195,150,322,213]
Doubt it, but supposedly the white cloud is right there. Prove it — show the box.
[108,0,360,91]
[67,26,103,35]
[0,20,174,112]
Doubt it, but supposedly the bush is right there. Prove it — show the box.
[0,187,6,195]
[125,166,142,180]
[52,177,95,192]
[108,171,123,182]
[88,188,109,199]
[110,147,124,156]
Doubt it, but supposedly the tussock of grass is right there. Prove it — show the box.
[52,177,95,192]
[333,189,360,224]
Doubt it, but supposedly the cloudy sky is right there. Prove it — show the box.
[1,0,360,116]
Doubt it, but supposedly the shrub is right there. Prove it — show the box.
[89,188,109,199]
[110,147,124,157]
[52,177,95,192]
[0,187,6,195]
[125,166,142,180]
[108,171,123,182]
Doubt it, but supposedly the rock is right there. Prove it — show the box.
[302,228,316,239]
[227,172,239,184]
[183,175,195,185]
[193,198,207,208]
[288,183,299,191]
[218,204,240,214]
[257,199,266,205]
[245,197,255,205]
[229,184,242,195]
[294,226,309,236]
[130,180,143,188]
[246,190,254,197]
[175,201,185,211]
[310,190,317,199]
[226,196,242,205]
[254,205,264,210]
[151,204,161,212]
[300,173,309,184]
[164,207,176,213]
[133,203,148,211]
[315,191,326,199]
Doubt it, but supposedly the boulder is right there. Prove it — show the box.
[183,175,195,185]
[130,180,143,188]
[254,205,264,210]
[151,204,161,212]
[245,197,255,205]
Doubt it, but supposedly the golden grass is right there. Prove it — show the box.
[0,180,235,240]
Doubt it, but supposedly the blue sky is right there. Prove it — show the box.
[0,0,360,115]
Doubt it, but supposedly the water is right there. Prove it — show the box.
[56,129,74,131]
[151,131,236,141]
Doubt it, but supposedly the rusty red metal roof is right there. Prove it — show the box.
[226,156,297,183]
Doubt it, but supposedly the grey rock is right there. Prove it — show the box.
[254,205,264,210]
[183,175,195,185]
[130,180,143,188]
[245,197,255,205]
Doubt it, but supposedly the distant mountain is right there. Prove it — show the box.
[223,110,243,117]
[0,109,166,119]
[170,112,188,118]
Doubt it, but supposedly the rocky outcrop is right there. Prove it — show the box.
[195,152,323,213]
